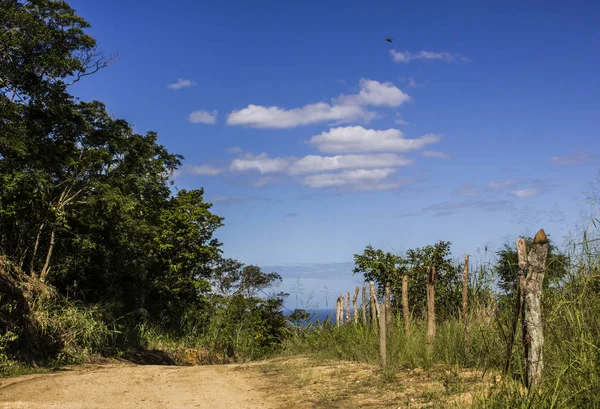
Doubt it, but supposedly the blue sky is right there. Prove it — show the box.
[68,0,600,309]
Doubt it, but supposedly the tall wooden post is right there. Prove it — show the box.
[378,303,387,367]
[463,255,470,358]
[361,285,367,325]
[345,292,351,324]
[353,286,360,325]
[402,274,410,338]
[336,295,343,327]
[369,281,377,324]
[518,229,549,390]
[385,282,392,338]
[426,266,436,345]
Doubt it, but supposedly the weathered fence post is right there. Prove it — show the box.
[463,255,470,358]
[426,266,436,344]
[353,286,360,325]
[518,229,549,390]
[402,274,410,338]
[336,295,343,327]
[345,292,351,324]
[385,281,392,338]
[378,303,387,367]
[369,281,377,324]
[361,285,367,325]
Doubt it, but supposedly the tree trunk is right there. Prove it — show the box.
[353,287,360,325]
[463,255,470,358]
[518,229,549,390]
[369,281,377,324]
[402,274,410,338]
[426,266,436,345]
[385,281,392,339]
[361,285,367,325]
[39,228,55,282]
[30,223,44,277]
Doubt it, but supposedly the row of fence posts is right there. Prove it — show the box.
[334,228,549,391]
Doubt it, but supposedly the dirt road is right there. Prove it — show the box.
[0,363,287,409]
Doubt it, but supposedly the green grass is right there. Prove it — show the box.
[281,263,600,408]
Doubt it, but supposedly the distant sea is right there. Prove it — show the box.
[284,309,336,325]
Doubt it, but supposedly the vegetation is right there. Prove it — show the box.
[0,0,288,372]
[1,2,600,408]
[284,226,600,408]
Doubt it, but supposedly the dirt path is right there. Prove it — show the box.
[0,363,286,409]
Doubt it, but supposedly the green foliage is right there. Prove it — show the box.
[353,241,462,319]
[494,236,569,296]
[0,0,288,367]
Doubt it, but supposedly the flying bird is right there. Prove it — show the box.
[385,36,393,43]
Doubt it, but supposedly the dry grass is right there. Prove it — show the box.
[243,355,497,408]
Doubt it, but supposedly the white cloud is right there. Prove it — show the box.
[226,79,408,129]
[168,78,197,89]
[230,152,290,174]
[511,188,540,198]
[549,153,593,166]
[226,103,370,129]
[173,164,224,177]
[390,50,469,64]
[309,126,440,154]
[488,180,516,190]
[288,153,413,174]
[189,110,218,124]
[335,79,410,107]
[303,168,397,189]
[422,150,449,159]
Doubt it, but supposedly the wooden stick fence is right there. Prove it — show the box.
[333,228,548,388]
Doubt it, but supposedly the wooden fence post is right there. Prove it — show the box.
[518,229,549,390]
[336,295,343,327]
[463,255,470,358]
[385,281,392,338]
[402,274,410,338]
[378,303,387,367]
[369,281,377,324]
[426,266,436,344]
[361,285,367,325]
[353,286,360,325]
[345,292,351,324]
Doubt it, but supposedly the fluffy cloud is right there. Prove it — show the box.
[176,164,224,176]
[226,103,370,129]
[309,126,440,153]
[390,50,470,64]
[230,152,290,174]
[167,78,197,89]
[511,188,541,198]
[288,153,413,174]
[488,180,516,190]
[422,150,449,159]
[335,79,410,107]
[549,153,593,166]
[226,79,408,129]
[303,168,397,189]
[189,110,218,124]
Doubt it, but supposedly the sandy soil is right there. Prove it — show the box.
[0,363,285,409]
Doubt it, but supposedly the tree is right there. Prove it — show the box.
[494,236,568,296]
[353,241,462,319]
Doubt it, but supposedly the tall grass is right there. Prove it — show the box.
[282,239,600,408]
